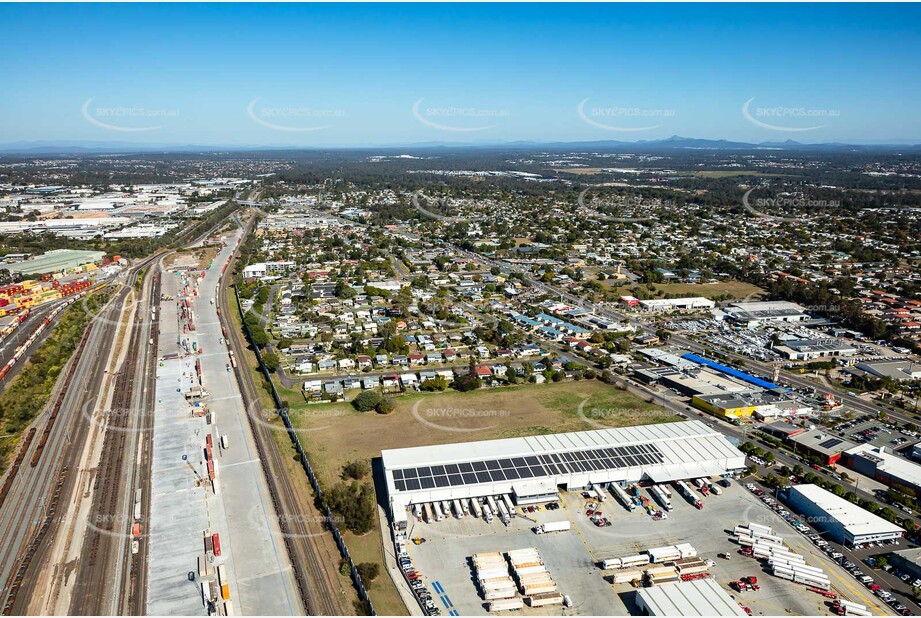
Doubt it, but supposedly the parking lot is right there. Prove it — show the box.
[398,479,882,616]
[832,417,919,455]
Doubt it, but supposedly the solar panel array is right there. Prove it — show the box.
[391,443,665,492]
[818,437,844,450]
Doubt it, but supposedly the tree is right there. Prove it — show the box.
[764,451,776,464]
[453,375,481,392]
[262,352,280,372]
[376,398,395,414]
[353,390,383,412]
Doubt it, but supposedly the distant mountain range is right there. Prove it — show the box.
[1,136,919,155]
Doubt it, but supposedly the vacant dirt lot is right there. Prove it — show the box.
[289,379,676,492]
[605,279,765,300]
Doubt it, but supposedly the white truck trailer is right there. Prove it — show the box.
[534,521,571,534]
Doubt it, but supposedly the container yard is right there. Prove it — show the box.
[399,475,882,616]
[145,229,300,616]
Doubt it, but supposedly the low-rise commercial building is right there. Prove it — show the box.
[788,430,857,466]
[783,484,904,547]
[844,444,921,497]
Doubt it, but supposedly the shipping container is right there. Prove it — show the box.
[601,554,649,570]
[747,522,773,536]
[611,570,643,584]
[484,587,518,601]
[198,554,213,577]
[647,546,681,563]
[487,598,524,612]
[528,592,564,608]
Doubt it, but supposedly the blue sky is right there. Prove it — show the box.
[1,3,919,146]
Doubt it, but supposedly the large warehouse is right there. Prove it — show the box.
[635,577,747,616]
[381,420,746,523]
[783,484,905,547]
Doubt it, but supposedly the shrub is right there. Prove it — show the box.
[357,562,380,582]
[342,459,371,480]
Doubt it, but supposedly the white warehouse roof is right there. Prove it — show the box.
[382,421,746,522]
[636,577,747,616]
[789,484,905,539]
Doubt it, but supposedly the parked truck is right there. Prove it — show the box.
[470,498,482,519]
[651,485,672,510]
[610,483,636,511]
[496,499,511,525]
[534,521,571,534]
[592,484,607,502]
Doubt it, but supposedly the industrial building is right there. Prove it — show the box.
[844,444,921,497]
[888,548,921,582]
[854,360,921,382]
[381,420,746,524]
[633,366,750,398]
[783,484,904,547]
[724,300,809,327]
[774,338,858,361]
[787,430,856,466]
[680,353,785,392]
[692,390,808,419]
[634,577,747,616]
[3,249,107,276]
[636,297,716,312]
[760,421,807,441]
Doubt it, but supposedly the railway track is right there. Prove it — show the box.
[0,256,158,615]
[218,217,344,616]
[0,292,122,613]
[69,271,160,615]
